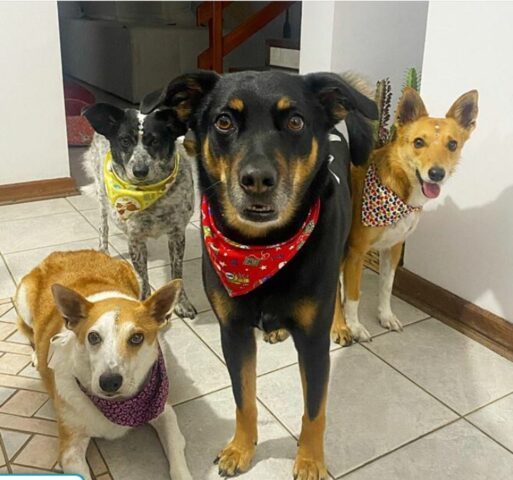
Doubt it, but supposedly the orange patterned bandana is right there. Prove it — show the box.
[362,164,421,227]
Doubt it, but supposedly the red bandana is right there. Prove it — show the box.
[201,196,321,297]
[361,164,422,227]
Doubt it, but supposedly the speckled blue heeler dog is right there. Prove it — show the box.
[82,103,197,318]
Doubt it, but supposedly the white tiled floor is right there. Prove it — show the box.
[0,195,513,480]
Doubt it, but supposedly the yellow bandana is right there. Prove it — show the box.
[103,151,180,219]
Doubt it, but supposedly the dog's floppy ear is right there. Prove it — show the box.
[153,108,187,137]
[446,90,479,132]
[82,103,125,138]
[304,72,379,165]
[140,71,220,124]
[396,87,428,126]
[51,284,93,330]
[143,279,182,325]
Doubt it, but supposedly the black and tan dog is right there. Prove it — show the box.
[142,71,378,479]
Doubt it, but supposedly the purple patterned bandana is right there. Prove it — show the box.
[78,347,169,427]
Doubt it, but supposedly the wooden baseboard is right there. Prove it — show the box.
[394,267,513,361]
[0,177,78,205]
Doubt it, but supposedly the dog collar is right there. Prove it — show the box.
[103,151,180,219]
[77,346,169,427]
[201,196,321,297]
[361,163,422,227]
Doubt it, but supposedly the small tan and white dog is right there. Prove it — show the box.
[14,249,192,480]
[331,87,479,345]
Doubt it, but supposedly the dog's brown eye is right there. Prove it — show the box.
[129,333,144,346]
[215,115,233,132]
[447,140,458,151]
[88,332,102,346]
[288,115,304,132]
[413,137,425,148]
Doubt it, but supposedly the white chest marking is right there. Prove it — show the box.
[372,212,421,250]
[86,291,137,303]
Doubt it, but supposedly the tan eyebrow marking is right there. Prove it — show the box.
[228,97,244,111]
[276,97,291,110]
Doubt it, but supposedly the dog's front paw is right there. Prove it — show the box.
[293,456,328,480]
[174,294,197,320]
[263,328,290,344]
[31,350,38,368]
[214,441,255,477]
[378,312,403,332]
[330,323,353,347]
[349,322,372,343]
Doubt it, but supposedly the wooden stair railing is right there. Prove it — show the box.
[197,1,297,73]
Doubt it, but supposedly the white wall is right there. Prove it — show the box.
[300,1,336,73]
[300,1,428,100]
[404,1,513,321]
[0,1,69,185]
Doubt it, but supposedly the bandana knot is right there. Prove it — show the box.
[78,346,169,427]
[201,196,321,297]
[361,164,422,227]
[104,151,180,219]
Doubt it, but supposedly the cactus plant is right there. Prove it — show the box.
[374,67,421,147]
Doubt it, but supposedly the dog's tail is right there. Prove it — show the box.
[340,71,377,166]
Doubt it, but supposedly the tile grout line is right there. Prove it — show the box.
[253,395,336,480]
[462,416,513,456]
[335,417,463,479]
[360,342,463,417]
[0,202,78,224]
[0,252,17,297]
[1,235,100,258]
[0,424,13,473]
[90,438,114,480]
[462,390,513,417]
[363,314,432,343]
[8,431,35,467]
[171,385,232,408]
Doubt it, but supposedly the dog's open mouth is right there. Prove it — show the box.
[243,204,277,222]
[416,169,441,199]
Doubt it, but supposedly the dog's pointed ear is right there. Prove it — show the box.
[140,72,220,124]
[396,88,428,126]
[51,284,92,330]
[446,90,479,132]
[82,103,125,138]
[304,72,378,166]
[143,279,182,325]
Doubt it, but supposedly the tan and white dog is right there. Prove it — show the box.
[14,249,192,480]
[331,87,479,344]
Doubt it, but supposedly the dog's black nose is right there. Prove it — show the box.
[239,165,277,194]
[428,166,445,182]
[133,164,149,178]
[99,373,123,393]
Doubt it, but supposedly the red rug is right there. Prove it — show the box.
[64,79,95,146]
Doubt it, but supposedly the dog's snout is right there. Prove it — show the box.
[239,165,277,194]
[99,373,123,393]
[133,164,149,179]
[428,166,445,182]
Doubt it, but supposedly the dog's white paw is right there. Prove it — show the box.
[349,322,372,342]
[379,313,403,332]
[31,350,38,368]
[174,295,197,320]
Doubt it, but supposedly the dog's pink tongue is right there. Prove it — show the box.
[422,182,441,199]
